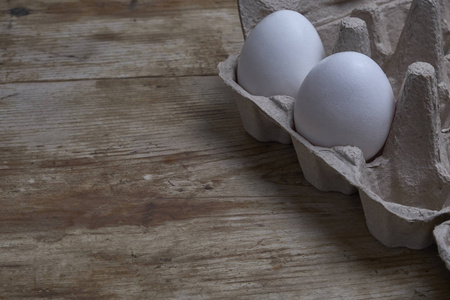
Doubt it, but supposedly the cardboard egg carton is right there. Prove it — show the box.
[218,0,450,269]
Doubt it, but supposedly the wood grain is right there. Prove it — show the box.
[0,0,243,82]
[1,0,450,298]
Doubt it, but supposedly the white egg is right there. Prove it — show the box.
[294,51,395,160]
[237,10,325,98]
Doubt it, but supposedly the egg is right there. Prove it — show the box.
[294,51,395,160]
[237,10,325,98]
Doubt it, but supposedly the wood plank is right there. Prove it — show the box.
[1,77,450,298]
[0,0,243,82]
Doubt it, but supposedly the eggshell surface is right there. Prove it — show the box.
[237,10,325,98]
[294,51,395,160]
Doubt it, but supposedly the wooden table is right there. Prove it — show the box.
[1,0,449,298]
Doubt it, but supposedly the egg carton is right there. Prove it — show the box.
[218,0,450,269]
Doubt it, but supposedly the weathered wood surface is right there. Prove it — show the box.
[1,0,450,298]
